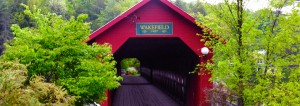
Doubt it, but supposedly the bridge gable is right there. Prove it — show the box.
[88,0,205,55]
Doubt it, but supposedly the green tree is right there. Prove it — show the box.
[1,0,38,55]
[67,0,105,30]
[48,0,68,15]
[0,60,75,106]
[121,58,140,70]
[170,0,207,17]
[0,0,11,54]
[96,0,139,27]
[185,1,207,17]
[27,0,68,16]
[197,0,300,105]
[27,0,48,11]
[1,5,121,105]
[6,0,31,28]
[172,0,188,11]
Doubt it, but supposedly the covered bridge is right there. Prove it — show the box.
[87,0,212,105]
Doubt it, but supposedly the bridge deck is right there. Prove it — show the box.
[112,76,180,106]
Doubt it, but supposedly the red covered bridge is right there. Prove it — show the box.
[87,0,212,105]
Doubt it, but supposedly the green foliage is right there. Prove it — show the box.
[1,4,121,105]
[27,0,68,16]
[197,0,300,105]
[1,0,36,55]
[121,58,140,76]
[127,67,139,76]
[170,0,207,17]
[173,0,188,11]
[96,0,139,27]
[0,0,10,54]
[1,0,141,54]
[121,58,140,70]
[67,0,105,30]
[0,60,75,106]
[6,0,31,28]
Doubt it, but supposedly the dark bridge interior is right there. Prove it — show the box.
[113,37,200,106]
[114,38,199,72]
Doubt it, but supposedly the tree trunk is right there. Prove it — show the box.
[237,0,244,105]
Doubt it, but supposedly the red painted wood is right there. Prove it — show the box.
[101,91,110,106]
[197,54,213,106]
[90,0,213,105]
[88,0,200,43]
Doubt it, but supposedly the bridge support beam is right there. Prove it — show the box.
[101,90,111,106]
[196,55,213,106]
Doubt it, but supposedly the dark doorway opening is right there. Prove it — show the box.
[113,37,200,106]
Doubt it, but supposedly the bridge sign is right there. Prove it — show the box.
[136,23,173,35]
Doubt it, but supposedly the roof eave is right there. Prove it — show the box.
[87,0,151,43]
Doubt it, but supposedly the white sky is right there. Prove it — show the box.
[182,0,269,11]
[179,0,299,12]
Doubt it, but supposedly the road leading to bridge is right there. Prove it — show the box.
[112,76,180,106]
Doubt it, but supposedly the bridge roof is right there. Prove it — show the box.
[87,0,198,42]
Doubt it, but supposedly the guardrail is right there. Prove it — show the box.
[140,67,187,105]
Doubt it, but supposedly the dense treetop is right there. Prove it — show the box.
[1,4,121,105]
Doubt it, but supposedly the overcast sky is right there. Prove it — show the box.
[178,0,298,13]
[181,0,269,11]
